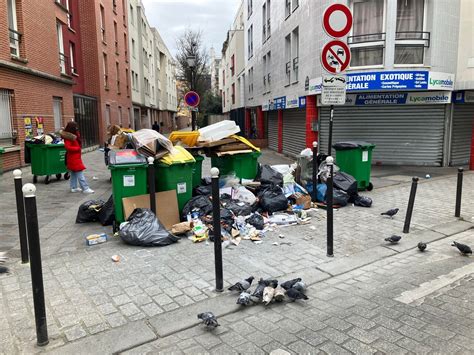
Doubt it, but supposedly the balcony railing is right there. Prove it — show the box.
[59,52,69,74]
[348,32,386,45]
[395,31,430,47]
[293,57,299,82]
[267,19,271,38]
[285,61,291,85]
[9,28,22,57]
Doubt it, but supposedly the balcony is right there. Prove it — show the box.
[59,52,70,75]
[285,61,291,85]
[292,57,299,82]
[348,32,386,67]
[9,28,22,58]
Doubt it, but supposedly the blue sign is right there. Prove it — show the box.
[299,96,306,108]
[346,71,428,91]
[273,96,286,109]
[184,91,200,107]
[354,93,408,105]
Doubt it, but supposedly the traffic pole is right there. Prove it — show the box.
[210,167,223,292]
[147,157,156,215]
[311,141,318,203]
[403,177,419,234]
[23,183,49,346]
[455,167,463,217]
[328,105,334,156]
[13,170,29,263]
[326,156,334,257]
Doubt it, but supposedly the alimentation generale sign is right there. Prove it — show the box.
[317,91,452,106]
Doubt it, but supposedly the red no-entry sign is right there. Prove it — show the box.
[322,3,353,38]
[184,91,200,107]
[321,40,351,74]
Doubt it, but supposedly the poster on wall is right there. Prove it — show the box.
[24,117,34,139]
[35,117,44,136]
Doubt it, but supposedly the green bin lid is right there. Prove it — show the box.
[0,147,4,154]
[333,141,375,150]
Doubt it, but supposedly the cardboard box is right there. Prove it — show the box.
[122,190,180,229]
[86,233,108,246]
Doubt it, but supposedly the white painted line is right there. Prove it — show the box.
[395,262,474,304]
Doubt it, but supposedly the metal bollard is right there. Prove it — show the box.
[455,167,463,217]
[13,170,29,263]
[311,141,318,203]
[211,167,223,292]
[403,177,419,234]
[147,157,156,215]
[326,156,334,257]
[23,183,49,346]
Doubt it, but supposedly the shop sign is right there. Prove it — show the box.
[318,91,451,106]
[273,96,286,109]
[452,91,474,104]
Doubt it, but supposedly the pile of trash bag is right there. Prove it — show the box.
[76,196,115,226]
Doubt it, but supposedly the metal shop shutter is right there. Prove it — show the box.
[267,111,278,151]
[450,104,474,166]
[319,105,446,166]
[282,108,307,157]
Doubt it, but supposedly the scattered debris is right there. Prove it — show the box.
[111,255,120,262]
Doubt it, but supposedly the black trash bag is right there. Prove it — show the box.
[333,172,358,198]
[332,189,349,207]
[246,213,264,230]
[354,195,373,207]
[259,185,288,213]
[220,208,235,226]
[221,199,253,216]
[98,195,115,226]
[76,200,105,223]
[257,165,284,187]
[119,208,179,247]
[181,195,213,221]
[193,185,212,196]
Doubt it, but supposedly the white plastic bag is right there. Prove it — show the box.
[131,129,175,154]
[233,186,257,205]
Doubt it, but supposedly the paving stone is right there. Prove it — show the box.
[372,339,409,354]
[244,330,273,347]
[97,303,117,316]
[288,340,319,354]
[348,327,379,344]
[87,322,110,335]
[119,303,141,317]
[268,329,299,346]
[342,339,377,355]
[295,329,327,347]
[105,312,127,328]
[64,325,87,342]
[153,294,174,306]
[397,337,433,354]
[319,342,352,355]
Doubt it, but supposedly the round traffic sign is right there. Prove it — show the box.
[322,3,353,38]
[321,40,351,74]
[184,91,200,107]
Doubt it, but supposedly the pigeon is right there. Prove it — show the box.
[236,291,252,306]
[0,252,7,263]
[286,287,308,301]
[197,312,219,328]
[381,208,399,218]
[251,278,267,300]
[262,278,278,288]
[452,241,472,256]
[0,266,9,274]
[385,235,402,244]
[228,276,254,292]
[292,281,306,293]
[263,286,275,305]
[280,278,302,290]
[273,286,286,302]
[417,242,427,252]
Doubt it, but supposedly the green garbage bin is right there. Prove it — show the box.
[27,143,70,184]
[333,141,375,191]
[211,151,261,180]
[192,155,204,188]
[0,147,4,175]
[108,150,148,224]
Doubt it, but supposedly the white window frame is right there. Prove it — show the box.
[57,22,66,74]
[69,42,76,74]
[285,34,291,86]
[7,0,20,57]
[292,27,299,83]
[53,97,63,131]
[100,5,106,42]
[285,0,291,19]
[292,0,299,12]
[0,89,13,144]
[262,2,267,43]
[248,25,253,59]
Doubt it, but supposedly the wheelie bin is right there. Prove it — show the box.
[26,142,70,184]
[192,154,204,189]
[210,151,261,180]
[333,141,375,191]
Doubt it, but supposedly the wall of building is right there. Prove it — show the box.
[456,0,474,90]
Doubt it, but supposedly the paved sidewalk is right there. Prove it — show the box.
[0,149,473,354]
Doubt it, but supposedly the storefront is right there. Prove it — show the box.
[451,91,474,167]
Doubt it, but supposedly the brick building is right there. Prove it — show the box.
[0,0,74,171]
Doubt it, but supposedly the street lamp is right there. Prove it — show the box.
[186,54,197,131]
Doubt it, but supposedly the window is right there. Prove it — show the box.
[114,21,118,53]
[103,53,108,88]
[267,0,271,38]
[262,2,266,42]
[105,105,111,126]
[130,5,134,25]
[285,34,291,85]
[8,0,20,57]
[266,51,271,92]
[247,25,253,58]
[124,33,128,61]
[292,27,299,82]
[263,54,267,91]
[231,55,235,76]
[69,42,76,75]
[57,22,66,74]
[131,70,135,89]
[118,106,123,126]
[100,5,106,42]
[113,0,117,13]
[292,0,299,11]
[122,0,126,24]
[247,67,254,97]
[349,0,385,67]
[53,97,63,130]
[223,91,226,107]
[247,0,253,18]
[132,39,136,58]
[126,68,130,95]
[231,83,235,104]
[223,70,225,86]
[285,0,291,18]
[65,0,72,28]
[0,89,13,145]
[116,62,120,93]
[395,0,427,65]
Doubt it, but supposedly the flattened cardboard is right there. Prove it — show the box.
[122,190,180,229]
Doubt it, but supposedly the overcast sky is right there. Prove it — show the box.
[141,0,241,59]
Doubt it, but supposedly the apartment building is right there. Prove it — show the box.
[0,0,74,170]
[209,47,221,96]
[233,0,473,168]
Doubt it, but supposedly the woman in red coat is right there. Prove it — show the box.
[61,121,94,194]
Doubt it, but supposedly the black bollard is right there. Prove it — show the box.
[455,167,463,217]
[326,156,334,257]
[147,157,156,215]
[311,141,318,203]
[211,167,223,292]
[328,105,334,156]
[403,177,419,234]
[13,170,29,263]
[23,183,49,346]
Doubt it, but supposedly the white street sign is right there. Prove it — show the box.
[321,75,346,105]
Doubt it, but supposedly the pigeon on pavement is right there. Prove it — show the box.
[385,235,402,244]
[0,252,7,263]
[292,281,306,293]
[263,286,275,305]
[251,278,267,300]
[262,278,278,288]
[228,276,254,292]
[280,278,302,290]
[417,242,427,252]
[236,292,252,306]
[451,241,472,256]
[273,286,286,302]
[197,312,219,328]
[0,266,9,274]
[0,253,8,274]
[286,288,308,301]
[381,208,399,218]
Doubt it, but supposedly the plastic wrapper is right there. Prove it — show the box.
[257,165,283,187]
[354,195,373,207]
[246,213,264,230]
[221,199,253,216]
[333,189,349,207]
[131,129,176,155]
[233,186,257,205]
[193,185,212,196]
[181,195,213,221]
[119,208,179,247]
[76,200,105,223]
[333,172,358,198]
[259,185,289,213]
[98,195,115,226]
